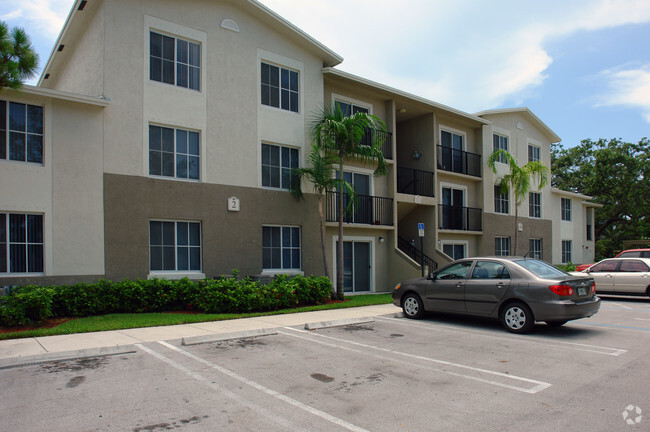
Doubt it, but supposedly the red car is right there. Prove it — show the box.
[575,248,650,272]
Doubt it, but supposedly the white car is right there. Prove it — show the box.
[572,258,650,297]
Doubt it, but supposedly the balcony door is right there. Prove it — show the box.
[441,130,464,173]
[442,187,465,230]
[338,171,371,224]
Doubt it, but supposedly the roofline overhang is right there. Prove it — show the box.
[475,107,561,143]
[4,84,110,106]
[551,187,601,207]
[323,67,490,126]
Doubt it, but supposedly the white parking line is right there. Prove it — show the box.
[634,318,650,321]
[280,328,551,394]
[155,341,371,432]
[377,316,627,356]
[607,302,634,310]
[136,343,304,431]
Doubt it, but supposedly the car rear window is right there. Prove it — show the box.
[513,259,569,278]
[619,260,649,272]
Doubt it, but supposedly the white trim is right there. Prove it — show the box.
[148,271,206,280]
[440,240,469,259]
[331,235,376,293]
[439,125,467,150]
[331,93,373,115]
[258,49,304,116]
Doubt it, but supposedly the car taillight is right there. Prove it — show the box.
[590,282,596,294]
[549,284,574,296]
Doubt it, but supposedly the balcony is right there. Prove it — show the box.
[361,128,392,160]
[437,145,481,177]
[326,191,393,226]
[438,205,482,231]
[397,166,435,197]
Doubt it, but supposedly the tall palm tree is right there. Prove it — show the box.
[0,21,39,90]
[488,149,549,256]
[290,144,357,297]
[310,103,389,299]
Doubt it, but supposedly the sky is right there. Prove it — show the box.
[1,0,649,148]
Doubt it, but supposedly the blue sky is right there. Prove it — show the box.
[2,0,649,148]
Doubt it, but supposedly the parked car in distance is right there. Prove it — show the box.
[574,248,650,271]
[393,257,600,334]
[571,258,650,297]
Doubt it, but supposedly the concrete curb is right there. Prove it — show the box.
[304,317,375,330]
[181,328,278,346]
[0,345,137,370]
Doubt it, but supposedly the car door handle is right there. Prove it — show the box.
[497,282,507,288]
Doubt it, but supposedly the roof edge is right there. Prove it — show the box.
[475,107,561,143]
[13,85,110,106]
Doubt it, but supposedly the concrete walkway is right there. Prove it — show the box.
[0,304,400,367]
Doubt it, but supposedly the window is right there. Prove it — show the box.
[562,240,572,263]
[149,221,201,272]
[495,237,510,256]
[261,144,298,189]
[528,145,540,162]
[587,223,593,241]
[262,226,301,270]
[494,186,509,214]
[619,260,649,272]
[150,31,200,91]
[493,134,508,163]
[471,261,510,279]
[1,213,44,273]
[335,101,369,116]
[529,192,541,218]
[442,243,466,260]
[437,261,472,279]
[149,125,200,180]
[590,259,617,272]
[261,62,298,113]
[1,100,43,163]
[561,198,571,221]
[529,238,542,259]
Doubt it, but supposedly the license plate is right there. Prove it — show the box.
[578,287,587,296]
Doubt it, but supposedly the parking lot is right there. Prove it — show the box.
[1,297,649,431]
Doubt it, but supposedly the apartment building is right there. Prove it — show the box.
[0,0,597,292]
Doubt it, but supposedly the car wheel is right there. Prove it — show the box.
[402,293,424,319]
[545,320,567,327]
[501,302,534,334]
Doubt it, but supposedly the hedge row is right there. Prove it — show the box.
[0,273,332,327]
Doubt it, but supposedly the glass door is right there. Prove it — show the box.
[337,240,371,292]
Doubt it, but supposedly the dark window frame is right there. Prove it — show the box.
[261,143,299,190]
[262,225,301,270]
[149,125,200,180]
[261,62,299,113]
[150,31,201,91]
[149,220,202,272]
[0,100,44,164]
[0,212,44,274]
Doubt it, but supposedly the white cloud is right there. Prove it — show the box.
[596,64,650,122]
[1,10,22,21]
[1,0,72,39]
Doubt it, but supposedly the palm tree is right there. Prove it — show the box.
[488,149,549,256]
[310,103,389,299]
[290,144,357,297]
[0,21,39,91]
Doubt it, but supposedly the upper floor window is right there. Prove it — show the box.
[493,134,508,163]
[149,125,200,180]
[528,145,540,162]
[150,31,200,91]
[149,220,201,272]
[1,212,44,274]
[529,192,541,218]
[261,62,298,113]
[335,100,369,116]
[561,198,571,221]
[1,100,43,164]
[495,236,510,256]
[494,186,509,214]
[261,143,298,189]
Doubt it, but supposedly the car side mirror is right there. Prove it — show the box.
[427,272,435,280]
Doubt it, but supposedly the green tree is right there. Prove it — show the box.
[310,103,388,300]
[290,143,357,297]
[0,21,39,90]
[488,149,549,256]
[551,138,649,258]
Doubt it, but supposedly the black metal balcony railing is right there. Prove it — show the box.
[360,128,393,160]
[438,205,482,231]
[398,236,438,270]
[326,191,394,226]
[397,166,435,197]
[437,145,481,177]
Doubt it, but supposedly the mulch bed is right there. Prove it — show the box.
[0,318,73,335]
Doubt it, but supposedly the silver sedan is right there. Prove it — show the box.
[572,258,650,297]
[393,257,600,334]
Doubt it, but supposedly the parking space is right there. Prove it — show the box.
[1,298,649,431]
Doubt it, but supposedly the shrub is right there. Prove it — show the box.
[0,286,55,326]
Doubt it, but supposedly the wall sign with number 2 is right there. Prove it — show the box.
[229,197,240,212]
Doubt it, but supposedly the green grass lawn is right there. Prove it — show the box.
[0,293,393,340]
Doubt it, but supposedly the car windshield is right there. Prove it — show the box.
[513,259,569,278]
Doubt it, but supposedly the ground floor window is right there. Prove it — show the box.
[562,240,572,263]
[529,238,542,259]
[149,220,201,272]
[0,212,44,273]
[495,236,510,256]
[443,243,466,260]
[262,225,301,270]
